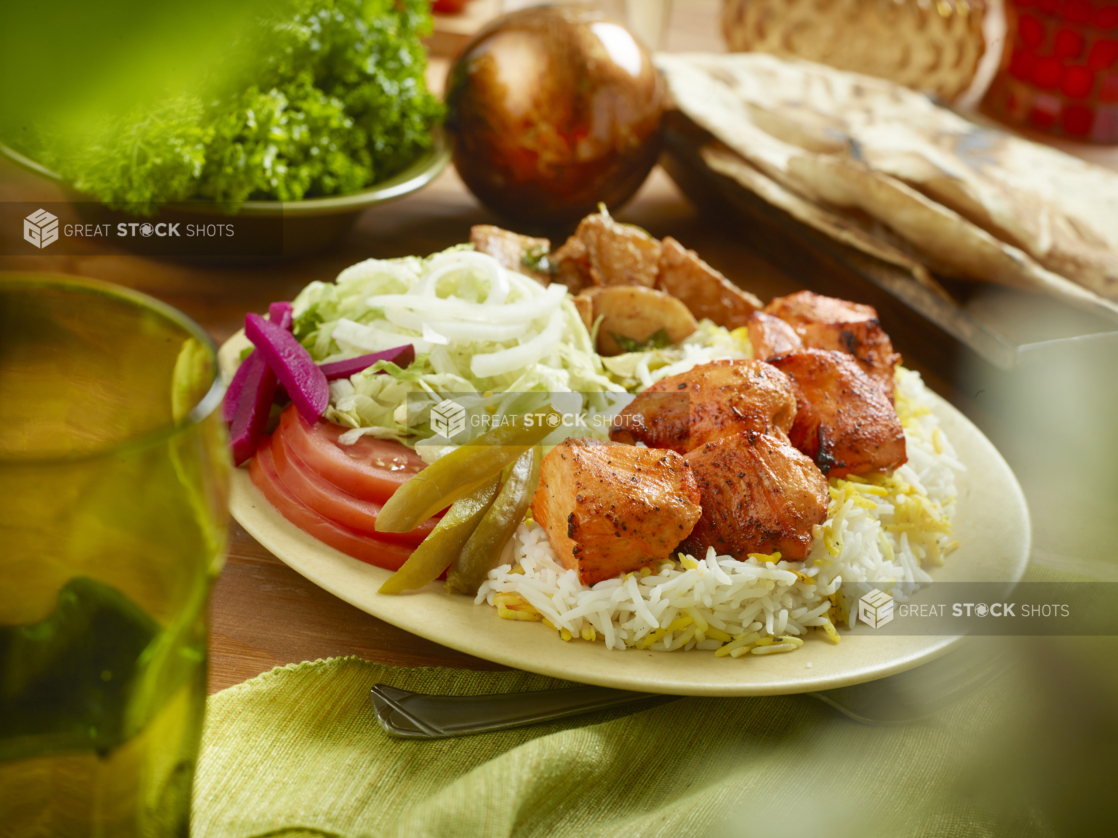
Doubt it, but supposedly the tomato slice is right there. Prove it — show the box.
[271,428,437,545]
[249,438,414,571]
[277,406,427,504]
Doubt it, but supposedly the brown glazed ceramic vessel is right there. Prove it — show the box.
[445,5,664,227]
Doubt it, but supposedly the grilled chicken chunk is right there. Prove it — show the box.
[531,438,702,586]
[469,225,551,285]
[611,360,798,453]
[681,431,829,561]
[763,291,900,394]
[657,237,761,329]
[768,349,907,479]
[747,311,803,360]
[797,319,900,396]
[764,290,877,327]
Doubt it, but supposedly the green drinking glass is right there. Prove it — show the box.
[0,273,229,836]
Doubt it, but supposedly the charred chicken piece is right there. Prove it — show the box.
[469,225,552,285]
[680,431,829,562]
[531,438,702,586]
[656,237,761,329]
[747,311,803,360]
[767,349,907,479]
[763,290,878,327]
[763,291,900,395]
[610,360,798,453]
[796,319,901,396]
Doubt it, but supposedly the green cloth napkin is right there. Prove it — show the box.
[192,631,1118,837]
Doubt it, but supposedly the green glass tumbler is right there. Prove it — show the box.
[0,274,229,836]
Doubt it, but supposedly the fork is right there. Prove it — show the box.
[370,641,1016,739]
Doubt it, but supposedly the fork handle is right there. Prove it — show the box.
[370,683,676,739]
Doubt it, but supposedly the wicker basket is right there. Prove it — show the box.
[721,0,988,102]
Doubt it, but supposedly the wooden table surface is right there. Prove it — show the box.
[3,6,1117,695]
[0,156,813,691]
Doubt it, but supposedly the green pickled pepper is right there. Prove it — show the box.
[446,446,541,596]
[375,405,560,534]
[378,476,501,595]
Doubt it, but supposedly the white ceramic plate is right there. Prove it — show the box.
[221,337,1031,696]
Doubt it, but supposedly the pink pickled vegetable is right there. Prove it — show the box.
[244,313,329,425]
[319,345,415,381]
[227,356,279,466]
[224,352,260,424]
[222,302,293,424]
[269,301,294,329]
[274,344,413,404]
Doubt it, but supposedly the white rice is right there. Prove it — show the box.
[475,367,962,655]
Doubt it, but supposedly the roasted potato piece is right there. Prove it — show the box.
[768,349,907,478]
[575,211,662,288]
[611,360,797,452]
[531,438,702,586]
[576,286,698,356]
[747,311,803,360]
[551,234,592,294]
[657,237,761,329]
[469,225,552,285]
[680,431,829,562]
[572,293,594,333]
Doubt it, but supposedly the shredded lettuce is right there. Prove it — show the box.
[292,248,623,444]
[289,250,753,446]
[601,323,752,391]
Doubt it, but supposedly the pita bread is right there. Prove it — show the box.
[698,143,950,302]
[657,53,1118,321]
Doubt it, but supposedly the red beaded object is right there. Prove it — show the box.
[985,0,1118,142]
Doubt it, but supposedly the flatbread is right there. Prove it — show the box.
[698,143,950,302]
[656,53,1118,321]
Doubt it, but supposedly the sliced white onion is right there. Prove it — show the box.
[384,306,530,342]
[471,309,564,379]
[336,258,419,290]
[429,318,529,342]
[502,268,549,297]
[414,251,510,306]
[483,265,511,307]
[367,283,565,325]
[422,323,450,345]
[332,318,431,354]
